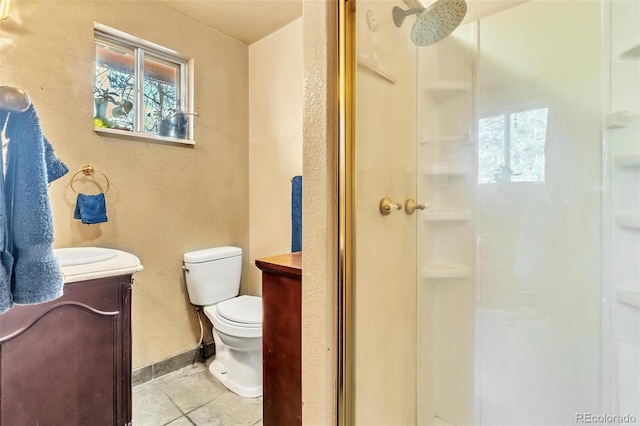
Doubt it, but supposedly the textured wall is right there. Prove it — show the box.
[302,1,337,424]
[0,0,250,368]
[248,18,303,295]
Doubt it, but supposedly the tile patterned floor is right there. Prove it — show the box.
[133,362,263,426]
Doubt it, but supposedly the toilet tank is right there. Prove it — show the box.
[183,246,242,306]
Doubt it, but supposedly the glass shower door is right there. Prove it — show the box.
[348,0,640,424]
[470,2,604,424]
[352,0,418,423]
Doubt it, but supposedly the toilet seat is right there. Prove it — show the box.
[217,295,262,324]
[204,296,262,339]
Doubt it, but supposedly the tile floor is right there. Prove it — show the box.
[133,362,263,426]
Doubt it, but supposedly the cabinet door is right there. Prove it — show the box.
[0,276,132,426]
[262,272,302,426]
[1,304,119,425]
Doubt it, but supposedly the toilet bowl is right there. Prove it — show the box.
[183,247,263,398]
[204,295,262,398]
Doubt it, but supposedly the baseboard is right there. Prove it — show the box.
[132,342,215,386]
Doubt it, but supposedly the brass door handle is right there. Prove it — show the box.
[405,199,427,214]
[379,197,402,215]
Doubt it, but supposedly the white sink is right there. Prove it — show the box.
[54,247,118,267]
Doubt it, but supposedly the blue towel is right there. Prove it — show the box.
[4,105,64,305]
[0,110,12,313]
[291,175,302,252]
[43,137,69,183]
[74,193,108,225]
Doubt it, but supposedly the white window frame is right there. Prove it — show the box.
[478,104,548,184]
[94,23,195,145]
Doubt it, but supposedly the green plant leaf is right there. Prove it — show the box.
[112,106,126,118]
[121,101,133,115]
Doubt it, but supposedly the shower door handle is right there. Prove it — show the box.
[379,198,403,215]
[405,199,427,214]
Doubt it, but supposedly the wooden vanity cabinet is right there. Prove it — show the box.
[255,252,302,426]
[0,275,133,426]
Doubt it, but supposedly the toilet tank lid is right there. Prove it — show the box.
[184,246,242,263]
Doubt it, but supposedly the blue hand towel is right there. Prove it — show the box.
[5,105,64,305]
[74,193,108,225]
[291,175,302,252]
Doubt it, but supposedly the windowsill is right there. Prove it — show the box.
[94,127,195,146]
[479,181,545,185]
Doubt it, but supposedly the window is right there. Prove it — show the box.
[94,24,191,142]
[478,107,548,184]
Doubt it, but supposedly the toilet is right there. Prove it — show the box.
[183,246,262,398]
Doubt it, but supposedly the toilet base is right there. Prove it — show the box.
[206,307,263,399]
[209,359,262,398]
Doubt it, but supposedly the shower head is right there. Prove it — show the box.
[392,0,467,47]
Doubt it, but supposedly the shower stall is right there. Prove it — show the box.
[341,0,640,424]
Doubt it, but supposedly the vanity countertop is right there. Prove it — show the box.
[255,252,301,277]
[55,248,144,283]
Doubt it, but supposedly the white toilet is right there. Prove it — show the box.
[183,246,262,398]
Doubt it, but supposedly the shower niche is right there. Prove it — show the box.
[417,25,476,281]
[415,21,477,426]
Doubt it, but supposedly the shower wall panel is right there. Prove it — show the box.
[608,0,640,417]
[473,2,603,424]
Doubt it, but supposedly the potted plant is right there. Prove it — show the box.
[94,87,117,126]
[94,87,134,130]
[156,109,195,139]
[111,100,134,130]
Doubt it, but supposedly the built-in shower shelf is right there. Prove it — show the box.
[616,214,640,230]
[615,155,640,168]
[614,37,640,61]
[419,134,472,145]
[605,110,637,129]
[423,164,468,176]
[424,80,471,95]
[616,289,640,310]
[423,210,471,221]
[422,264,470,279]
[431,417,456,426]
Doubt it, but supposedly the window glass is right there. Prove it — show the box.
[510,108,547,182]
[478,107,547,183]
[95,38,135,131]
[478,115,505,183]
[143,54,180,137]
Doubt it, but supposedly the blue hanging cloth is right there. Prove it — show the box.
[0,110,13,313]
[3,105,67,307]
[74,193,108,225]
[291,175,302,252]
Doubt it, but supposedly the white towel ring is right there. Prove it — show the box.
[70,165,110,194]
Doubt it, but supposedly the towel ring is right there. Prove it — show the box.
[70,165,110,194]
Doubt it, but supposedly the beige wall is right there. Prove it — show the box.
[0,1,250,368]
[301,0,338,424]
[248,18,303,295]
